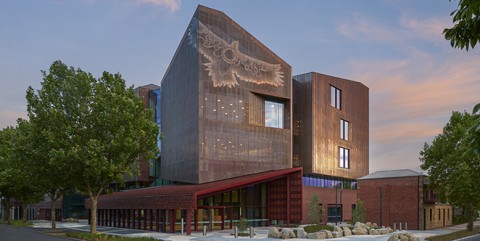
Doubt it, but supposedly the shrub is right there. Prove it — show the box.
[352,199,366,223]
[238,218,248,233]
[66,233,159,241]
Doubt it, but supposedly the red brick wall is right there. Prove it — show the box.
[302,186,357,224]
[358,176,423,230]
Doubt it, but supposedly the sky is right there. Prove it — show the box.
[1,0,479,174]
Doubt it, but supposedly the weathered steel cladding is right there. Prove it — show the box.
[161,6,292,184]
[293,72,369,179]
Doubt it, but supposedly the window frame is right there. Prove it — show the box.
[330,85,342,110]
[340,119,350,141]
[264,99,284,129]
[339,147,350,169]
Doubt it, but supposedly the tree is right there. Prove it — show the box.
[308,194,321,224]
[0,121,44,224]
[0,127,16,224]
[352,199,366,223]
[443,0,480,51]
[26,60,159,233]
[420,111,480,231]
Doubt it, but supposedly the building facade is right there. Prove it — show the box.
[358,169,452,230]
[85,5,370,234]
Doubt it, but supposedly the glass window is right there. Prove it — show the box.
[331,85,342,109]
[339,147,350,169]
[265,100,284,128]
[340,119,349,141]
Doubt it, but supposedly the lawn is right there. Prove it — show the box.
[426,226,480,241]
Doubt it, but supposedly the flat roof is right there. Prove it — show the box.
[358,169,425,180]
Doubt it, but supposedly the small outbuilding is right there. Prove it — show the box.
[357,169,452,230]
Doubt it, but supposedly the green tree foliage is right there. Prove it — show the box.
[352,199,366,223]
[26,60,159,233]
[420,111,480,231]
[443,0,480,51]
[238,217,248,233]
[308,194,321,224]
[0,121,44,224]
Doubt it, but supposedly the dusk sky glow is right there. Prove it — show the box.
[1,0,479,173]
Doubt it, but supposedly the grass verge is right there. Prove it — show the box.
[0,220,32,227]
[66,232,162,241]
[426,226,480,241]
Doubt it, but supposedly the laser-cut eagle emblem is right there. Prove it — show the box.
[192,20,284,88]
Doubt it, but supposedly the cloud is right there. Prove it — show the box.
[338,13,451,46]
[136,0,181,12]
[0,109,28,129]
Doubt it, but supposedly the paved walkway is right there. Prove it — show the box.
[32,219,480,241]
[0,224,73,241]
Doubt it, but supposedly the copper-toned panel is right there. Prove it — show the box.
[293,72,368,179]
[161,6,292,184]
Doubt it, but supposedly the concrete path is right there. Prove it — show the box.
[31,219,480,241]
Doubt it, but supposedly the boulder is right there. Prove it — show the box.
[387,232,418,241]
[369,229,379,235]
[294,228,308,239]
[268,227,281,238]
[352,228,368,235]
[343,227,352,236]
[388,227,394,233]
[354,222,368,229]
[307,231,327,240]
[377,228,390,235]
[280,228,296,239]
[332,231,342,238]
[321,230,333,239]
[373,223,379,229]
[334,226,343,233]
[366,222,373,228]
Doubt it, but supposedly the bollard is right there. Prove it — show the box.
[405,222,407,230]
[181,218,184,235]
[399,222,402,231]
[394,223,396,231]
[234,226,238,238]
[203,225,207,236]
[250,227,254,238]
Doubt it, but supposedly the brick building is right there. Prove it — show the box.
[357,169,452,230]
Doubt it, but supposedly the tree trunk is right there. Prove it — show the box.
[50,196,56,229]
[4,198,11,224]
[22,203,27,224]
[467,206,474,231]
[90,196,97,234]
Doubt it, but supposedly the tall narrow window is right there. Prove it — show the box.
[339,147,350,169]
[265,99,284,128]
[331,85,342,109]
[340,119,349,140]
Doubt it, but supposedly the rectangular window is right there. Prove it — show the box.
[265,100,284,128]
[430,209,432,221]
[331,85,342,109]
[339,147,350,169]
[340,119,349,140]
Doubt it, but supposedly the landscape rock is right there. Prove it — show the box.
[354,222,368,229]
[366,222,373,228]
[369,229,379,235]
[332,231,342,238]
[343,227,352,236]
[373,223,379,229]
[377,228,390,235]
[321,230,333,239]
[334,226,343,233]
[352,228,368,235]
[280,228,296,239]
[268,227,281,238]
[294,228,308,239]
[307,231,327,240]
[387,232,418,241]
